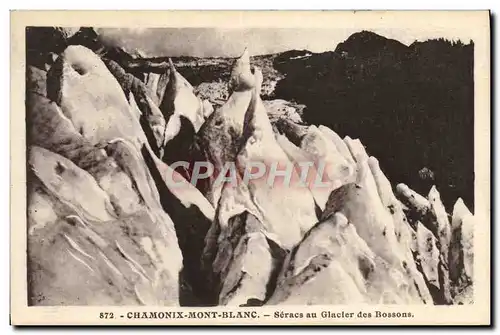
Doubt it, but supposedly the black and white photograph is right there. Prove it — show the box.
[11,10,490,326]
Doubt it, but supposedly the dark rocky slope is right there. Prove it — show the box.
[273,31,474,212]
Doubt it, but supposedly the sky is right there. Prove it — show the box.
[97,27,474,58]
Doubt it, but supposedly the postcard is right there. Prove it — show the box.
[10,10,491,326]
